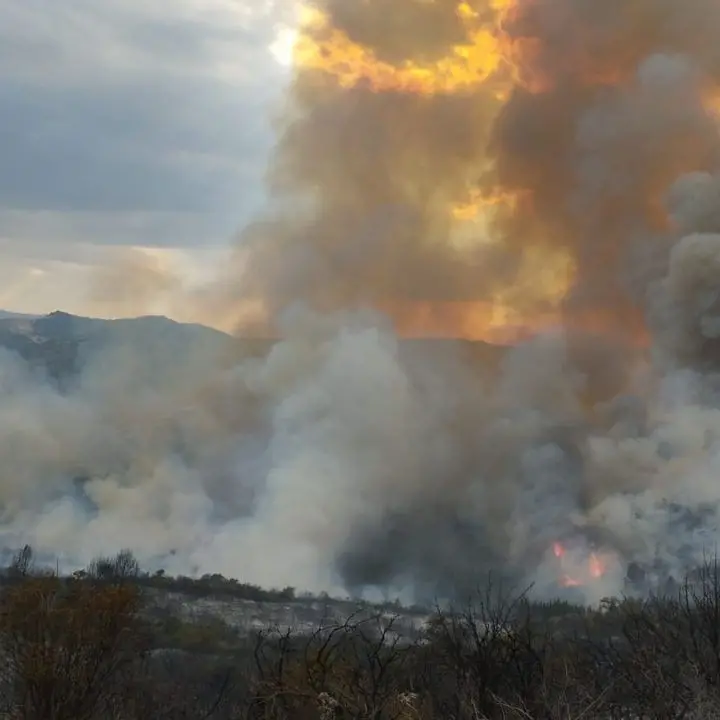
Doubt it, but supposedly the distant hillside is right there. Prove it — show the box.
[0,310,506,387]
[0,311,241,387]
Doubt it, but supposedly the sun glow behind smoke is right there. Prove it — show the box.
[270,26,300,67]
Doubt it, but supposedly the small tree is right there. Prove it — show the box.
[86,549,140,584]
[8,544,33,579]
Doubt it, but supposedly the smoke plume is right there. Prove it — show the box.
[9,0,720,604]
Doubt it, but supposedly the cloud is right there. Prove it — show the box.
[0,0,292,86]
[0,0,293,313]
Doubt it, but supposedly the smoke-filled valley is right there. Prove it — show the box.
[9,0,720,606]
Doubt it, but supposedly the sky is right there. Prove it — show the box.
[0,0,297,317]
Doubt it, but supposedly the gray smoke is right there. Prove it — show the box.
[0,301,716,605]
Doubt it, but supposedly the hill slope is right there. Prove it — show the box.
[0,310,506,386]
[0,311,238,385]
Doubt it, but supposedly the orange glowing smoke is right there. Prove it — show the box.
[381,300,650,346]
[450,188,529,221]
[294,1,514,97]
[251,0,720,347]
[285,0,629,343]
[552,541,609,588]
[289,0,569,346]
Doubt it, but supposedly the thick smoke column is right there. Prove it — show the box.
[229,0,720,342]
[220,0,720,600]
[8,0,720,604]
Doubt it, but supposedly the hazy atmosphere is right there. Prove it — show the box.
[3,0,720,607]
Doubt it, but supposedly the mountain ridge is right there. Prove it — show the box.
[0,310,506,381]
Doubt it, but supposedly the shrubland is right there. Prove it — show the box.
[2,546,720,718]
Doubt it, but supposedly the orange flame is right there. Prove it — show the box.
[589,552,607,580]
[552,541,610,588]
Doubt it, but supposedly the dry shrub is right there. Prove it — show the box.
[0,568,146,719]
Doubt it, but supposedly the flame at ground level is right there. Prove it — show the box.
[552,541,614,589]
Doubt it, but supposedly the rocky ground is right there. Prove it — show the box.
[146,588,432,642]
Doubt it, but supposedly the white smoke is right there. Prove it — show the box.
[3,287,720,604]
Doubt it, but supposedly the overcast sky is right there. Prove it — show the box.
[0,0,296,317]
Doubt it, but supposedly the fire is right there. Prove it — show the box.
[552,541,611,588]
[589,552,607,580]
